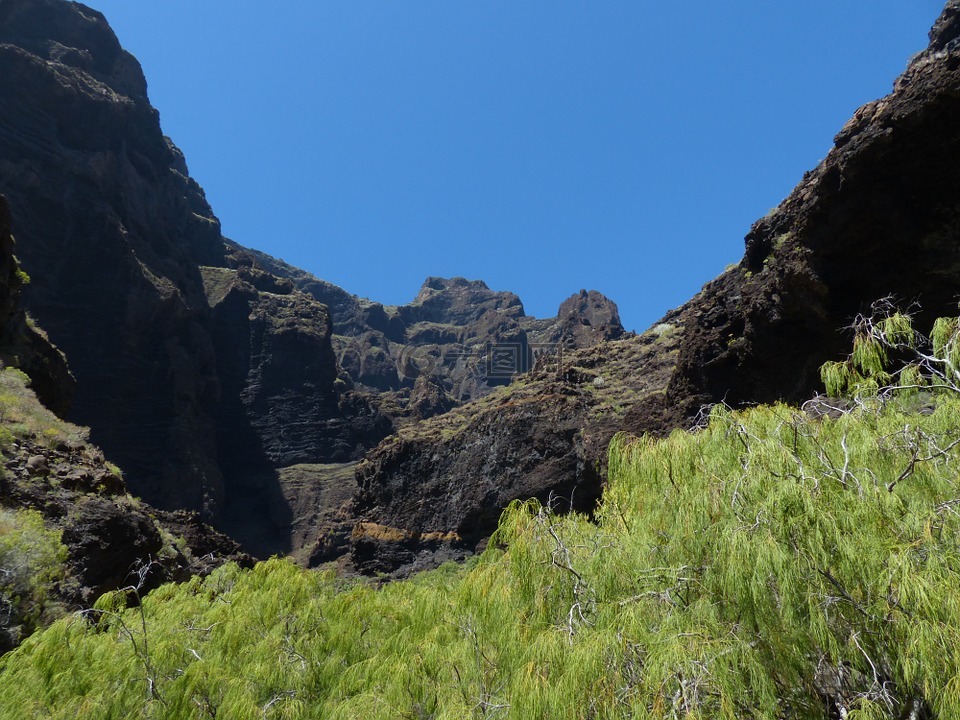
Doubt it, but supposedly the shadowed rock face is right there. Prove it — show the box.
[0,0,227,515]
[0,189,250,652]
[0,0,392,554]
[352,323,680,575]
[0,195,73,412]
[351,1,960,573]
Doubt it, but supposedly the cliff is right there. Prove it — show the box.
[0,0,627,563]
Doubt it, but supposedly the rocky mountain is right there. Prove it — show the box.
[5,0,960,578]
[349,0,960,572]
[0,0,628,564]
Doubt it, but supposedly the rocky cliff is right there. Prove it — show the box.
[350,0,960,572]
[0,0,395,555]
[8,0,960,577]
[0,192,249,652]
[0,0,627,564]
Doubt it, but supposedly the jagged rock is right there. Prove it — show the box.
[408,375,456,419]
[665,0,960,420]
[0,375,248,623]
[352,323,681,573]
[550,289,625,348]
[257,261,628,405]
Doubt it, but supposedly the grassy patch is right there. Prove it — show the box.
[0,367,87,449]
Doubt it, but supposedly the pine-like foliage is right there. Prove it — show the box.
[0,509,66,650]
[4,313,960,717]
[820,299,960,398]
[1,396,958,718]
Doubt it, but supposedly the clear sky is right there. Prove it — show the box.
[88,1,945,331]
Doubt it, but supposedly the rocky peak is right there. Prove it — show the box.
[929,0,960,51]
[0,0,147,100]
[405,276,525,325]
[551,289,625,348]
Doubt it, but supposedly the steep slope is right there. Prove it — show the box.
[351,0,960,573]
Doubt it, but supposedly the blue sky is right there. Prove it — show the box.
[90,2,945,331]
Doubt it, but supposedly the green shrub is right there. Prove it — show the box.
[5,309,960,717]
[1,391,959,717]
[0,509,67,649]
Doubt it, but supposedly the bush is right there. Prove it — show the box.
[0,509,66,651]
[4,308,960,717]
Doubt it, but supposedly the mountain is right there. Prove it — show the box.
[4,0,960,576]
[0,0,627,564]
[349,0,960,572]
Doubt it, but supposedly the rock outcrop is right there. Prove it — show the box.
[352,321,680,575]
[664,0,960,421]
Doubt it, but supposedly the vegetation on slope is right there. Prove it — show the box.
[2,308,960,718]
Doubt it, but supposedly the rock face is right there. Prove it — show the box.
[0,0,227,515]
[0,0,391,556]
[0,195,72,413]
[664,0,960,421]
[352,322,680,575]
[350,1,960,573]
[0,193,250,651]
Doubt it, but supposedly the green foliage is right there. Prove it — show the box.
[2,393,960,717]
[820,302,959,398]
[0,509,67,647]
